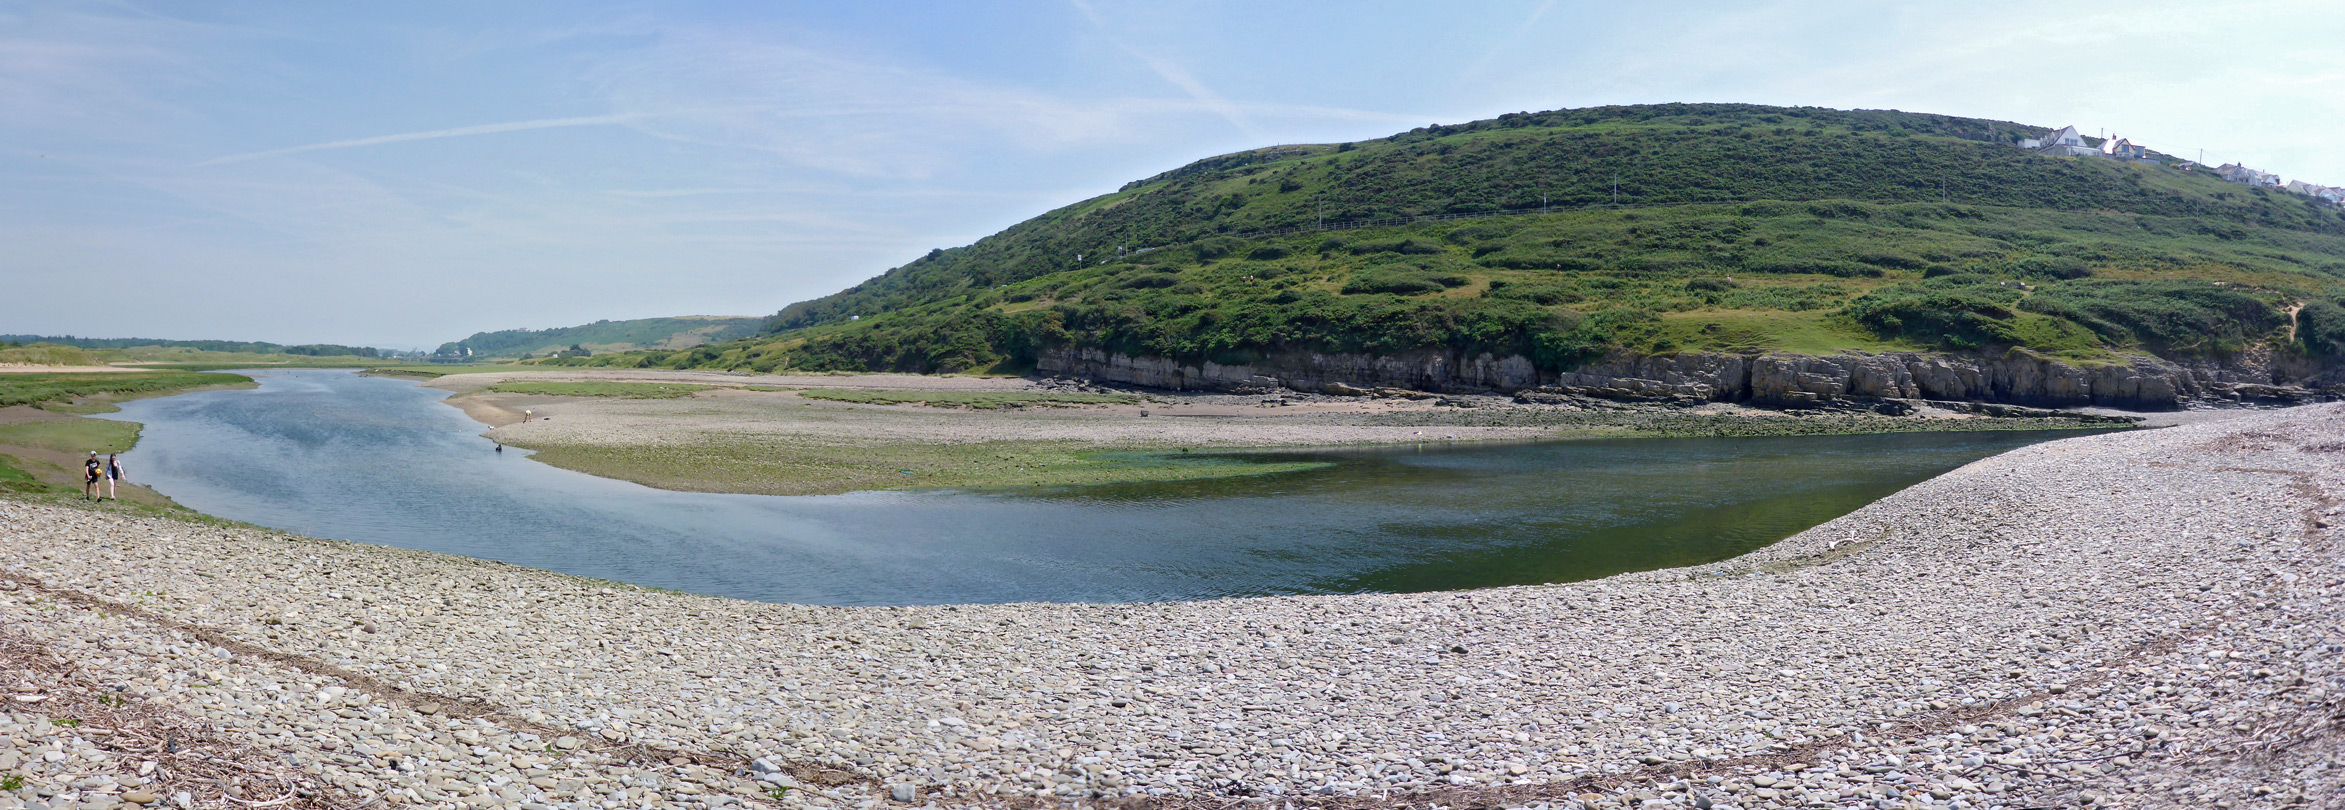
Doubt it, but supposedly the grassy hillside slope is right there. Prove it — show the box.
[550,103,2345,376]
[437,316,761,358]
[0,341,394,369]
[1,335,384,358]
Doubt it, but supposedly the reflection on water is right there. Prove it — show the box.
[103,370,2087,605]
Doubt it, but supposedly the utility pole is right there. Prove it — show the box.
[1612,172,1620,205]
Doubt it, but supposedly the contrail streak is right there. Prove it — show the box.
[198,114,641,166]
[1066,0,1260,140]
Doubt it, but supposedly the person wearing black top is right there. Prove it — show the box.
[83,451,102,500]
[104,453,124,500]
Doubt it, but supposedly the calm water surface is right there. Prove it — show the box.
[105,370,2085,605]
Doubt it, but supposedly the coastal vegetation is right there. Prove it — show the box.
[1,335,386,358]
[0,343,110,366]
[0,418,140,455]
[485,380,711,399]
[523,408,2119,496]
[541,103,2345,377]
[437,316,761,358]
[0,371,253,410]
[0,339,402,369]
[0,454,41,494]
[795,388,1140,408]
[358,364,538,378]
[516,437,1325,496]
[0,369,251,508]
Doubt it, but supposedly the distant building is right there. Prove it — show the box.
[2284,180,2345,205]
[2100,136,2149,161]
[2019,125,2084,149]
[2020,125,2100,157]
[2217,163,2283,187]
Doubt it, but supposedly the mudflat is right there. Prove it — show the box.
[425,369,2127,496]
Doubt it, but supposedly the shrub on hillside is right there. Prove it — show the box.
[1116,271,1184,289]
[1191,237,1248,261]
[1348,238,1445,256]
[1746,260,1883,278]
[2295,300,2345,359]
[1484,282,1583,305]
[1342,270,1470,296]
[1842,276,2026,349]
[1475,252,1607,272]
[2018,279,2283,355]
[1853,252,1925,270]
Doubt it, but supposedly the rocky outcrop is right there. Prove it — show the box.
[1036,346,2342,410]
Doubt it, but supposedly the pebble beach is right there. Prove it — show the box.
[0,405,2338,809]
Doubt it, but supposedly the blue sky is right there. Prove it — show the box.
[4,0,2340,349]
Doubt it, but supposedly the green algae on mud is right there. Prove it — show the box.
[509,437,1326,496]
[796,388,1141,409]
[499,403,2127,497]
[1364,406,2133,439]
[486,380,712,399]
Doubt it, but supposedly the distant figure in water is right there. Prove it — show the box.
[82,451,101,500]
[104,453,123,500]
[495,443,504,454]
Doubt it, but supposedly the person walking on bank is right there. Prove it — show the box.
[82,451,102,500]
[104,453,124,500]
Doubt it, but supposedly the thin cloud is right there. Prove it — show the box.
[1067,0,1261,140]
[1462,0,1561,79]
[197,114,642,166]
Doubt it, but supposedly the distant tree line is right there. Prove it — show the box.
[0,335,384,357]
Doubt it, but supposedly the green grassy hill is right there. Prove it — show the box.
[1,335,385,358]
[0,340,396,368]
[436,316,762,358]
[547,103,2345,376]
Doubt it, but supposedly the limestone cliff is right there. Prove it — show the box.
[1036,346,2334,410]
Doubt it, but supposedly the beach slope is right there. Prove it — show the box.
[0,406,2338,808]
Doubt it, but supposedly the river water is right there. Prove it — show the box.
[104,370,2084,605]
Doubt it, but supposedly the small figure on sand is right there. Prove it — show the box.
[82,451,102,500]
[105,453,124,500]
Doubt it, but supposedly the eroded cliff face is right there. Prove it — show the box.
[1035,346,2335,410]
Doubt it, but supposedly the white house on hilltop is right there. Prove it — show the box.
[2019,125,2100,157]
[2018,125,2083,149]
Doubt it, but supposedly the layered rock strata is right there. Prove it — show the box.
[1039,346,2337,410]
